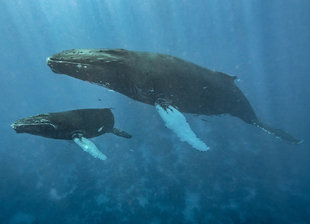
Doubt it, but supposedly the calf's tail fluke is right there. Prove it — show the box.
[254,120,303,144]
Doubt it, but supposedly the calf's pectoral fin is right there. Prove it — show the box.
[254,120,303,144]
[112,128,132,138]
[155,102,210,151]
[73,136,107,160]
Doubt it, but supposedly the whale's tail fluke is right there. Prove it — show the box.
[254,120,303,144]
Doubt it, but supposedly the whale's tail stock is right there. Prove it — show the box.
[253,120,303,144]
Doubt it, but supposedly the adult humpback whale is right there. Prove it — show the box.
[46,49,302,149]
[11,109,131,160]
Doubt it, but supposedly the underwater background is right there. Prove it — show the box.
[1,0,310,223]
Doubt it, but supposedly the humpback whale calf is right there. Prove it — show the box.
[11,109,131,160]
[46,49,302,150]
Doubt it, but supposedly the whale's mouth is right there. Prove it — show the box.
[46,57,89,74]
[46,49,126,71]
[11,122,23,132]
[11,122,51,133]
[46,57,64,74]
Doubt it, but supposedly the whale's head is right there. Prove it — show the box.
[11,114,56,137]
[46,49,135,93]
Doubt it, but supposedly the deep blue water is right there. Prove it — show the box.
[1,1,310,223]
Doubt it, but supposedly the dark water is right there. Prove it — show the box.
[1,1,310,223]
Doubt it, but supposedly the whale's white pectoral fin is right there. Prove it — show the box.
[155,103,210,151]
[73,137,107,160]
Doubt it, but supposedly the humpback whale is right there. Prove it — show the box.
[46,49,302,150]
[11,109,131,160]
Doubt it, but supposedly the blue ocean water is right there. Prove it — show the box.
[1,0,310,223]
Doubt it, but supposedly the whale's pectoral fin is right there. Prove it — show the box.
[254,120,303,144]
[155,102,210,151]
[112,128,132,138]
[73,136,107,160]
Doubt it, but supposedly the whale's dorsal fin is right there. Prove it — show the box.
[72,134,107,160]
[155,102,210,151]
[112,128,132,138]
